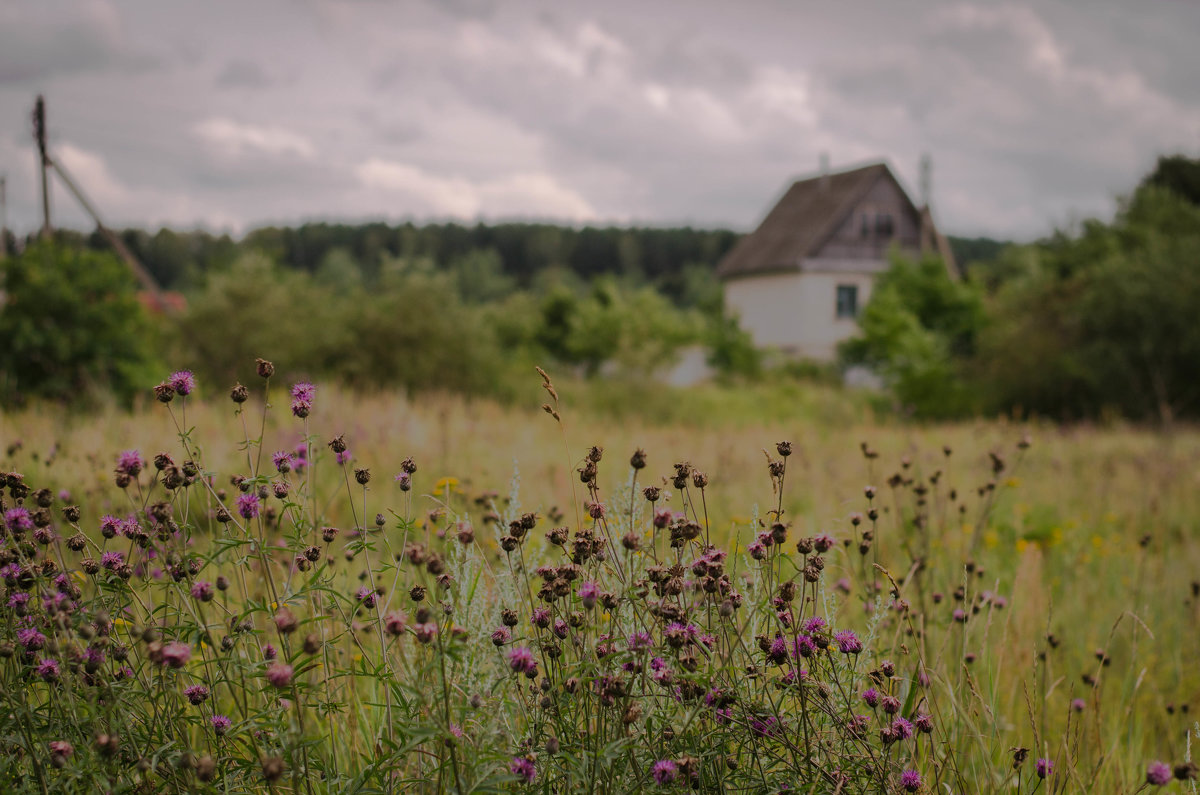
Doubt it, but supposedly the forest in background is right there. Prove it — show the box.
[2,155,1197,423]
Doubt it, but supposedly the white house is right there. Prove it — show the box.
[717,161,956,361]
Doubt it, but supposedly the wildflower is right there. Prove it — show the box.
[748,541,766,560]
[190,581,214,602]
[628,631,652,651]
[803,615,827,633]
[266,662,294,688]
[384,612,407,636]
[394,472,411,491]
[531,607,551,628]
[892,717,914,740]
[588,501,606,520]
[914,713,934,733]
[116,450,144,477]
[17,627,46,651]
[881,695,901,715]
[652,759,678,785]
[552,618,569,639]
[336,450,352,465]
[211,715,232,735]
[862,688,880,708]
[356,586,377,609]
[578,580,600,609]
[952,608,967,623]
[100,551,125,571]
[272,451,295,473]
[750,716,781,737]
[290,382,315,418]
[236,493,260,520]
[491,627,511,646]
[168,370,195,396]
[1147,761,1172,786]
[414,623,437,644]
[48,740,73,768]
[508,646,538,676]
[900,769,922,792]
[1036,758,1053,779]
[36,657,60,682]
[509,756,537,784]
[834,630,863,654]
[4,507,33,533]
[161,641,192,669]
[184,684,210,705]
[263,644,277,660]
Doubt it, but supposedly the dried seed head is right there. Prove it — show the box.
[230,382,249,404]
[255,358,275,379]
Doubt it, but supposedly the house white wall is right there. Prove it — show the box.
[725,268,877,360]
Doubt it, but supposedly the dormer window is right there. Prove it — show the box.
[875,213,894,238]
[860,213,870,239]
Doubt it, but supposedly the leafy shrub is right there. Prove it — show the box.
[0,241,160,407]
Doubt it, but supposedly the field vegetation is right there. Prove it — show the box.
[1,370,1197,792]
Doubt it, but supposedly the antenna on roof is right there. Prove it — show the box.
[819,152,830,191]
[0,175,8,261]
[919,153,932,209]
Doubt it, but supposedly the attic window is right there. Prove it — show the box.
[860,213,870,239]
[836,284,858,319]
[875,213,894,238]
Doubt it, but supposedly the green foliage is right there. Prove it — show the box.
[172,254,503,395]
[0,241,160,406]
[840,253,983,417]
[978,186,1200,421]
[1140,153,1200,206]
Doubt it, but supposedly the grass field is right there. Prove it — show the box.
[1,372,1198,792]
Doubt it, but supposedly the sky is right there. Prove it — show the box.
[1,0,1197,241]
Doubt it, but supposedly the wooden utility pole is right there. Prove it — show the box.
[28,95,164,303]
[33,95,51,238]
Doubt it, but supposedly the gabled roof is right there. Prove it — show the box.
[717,161,910,280]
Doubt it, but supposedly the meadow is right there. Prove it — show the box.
[1,365,1198,793]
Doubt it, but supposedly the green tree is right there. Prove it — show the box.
[0,241,160,406]
[840,253,984,417]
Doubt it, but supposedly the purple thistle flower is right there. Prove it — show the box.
[900,769,922,792]
[747,541,766,560]
[116,450,144,476]
[952,608,967,623]
[290,382,315,418]
[8,592,30,610]
[552,618,569,639]
[750,715,782,737]
[509,756,536,784]
[834,629,863,654]
[99,515,122,538]
[266,662,293,688]
[530,607,551,628]
[627,631,652,651]
[914,713,934,733]
[1071,698,1086,712]
[184,684,210,705]
[384,611,408,636]
[1146,761,1172,787]
[17,627,46,651]
[236,493,260,520]
[336,449,351,465]
[507,646,538,675]
[263,643,277,660]
[356,586,377,609]
[793,634,816,658]
[160,641,191,669]
[100,551,124,570]
[881,695,901,715]
[3,507,33,533]
[892,717,915,740]
[190,581,215,602]
[1036,758,1053,779]
[578,580,600,609]
[652,759,678,785]
[36,658,61,681]
[862,688,880,708]
[210,715,232,735]
[802,615,827,633]
[272,451,295,473]
[491,627,511,646]
[167,370,195,396]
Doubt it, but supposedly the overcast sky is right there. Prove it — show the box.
[1,0,1197,240]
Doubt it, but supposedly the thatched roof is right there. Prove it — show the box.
[717,162,905,280]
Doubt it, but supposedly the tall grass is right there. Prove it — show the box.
[0,367,1196,793]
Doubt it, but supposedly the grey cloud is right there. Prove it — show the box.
[215,59,273,90]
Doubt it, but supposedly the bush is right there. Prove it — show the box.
[0,241,160,406]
